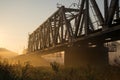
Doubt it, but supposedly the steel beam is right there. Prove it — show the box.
[90,0,104,26]
[75,0,85,37]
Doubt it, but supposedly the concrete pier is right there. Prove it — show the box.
[64,44,108,67]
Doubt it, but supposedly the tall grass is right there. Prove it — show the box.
[0,61,120,80]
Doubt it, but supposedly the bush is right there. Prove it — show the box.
[50,62,60,73]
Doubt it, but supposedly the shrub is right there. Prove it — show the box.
[50,62,60,73]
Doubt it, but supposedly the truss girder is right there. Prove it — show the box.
[28,0,120,52]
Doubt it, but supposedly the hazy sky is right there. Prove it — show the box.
[0,0,80,54]
[0,0,107,54]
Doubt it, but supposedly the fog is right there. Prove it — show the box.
[8,53,50,67]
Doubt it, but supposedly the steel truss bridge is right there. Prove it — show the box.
[28,0,120,54]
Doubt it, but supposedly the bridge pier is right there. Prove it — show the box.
[64,44,109,67]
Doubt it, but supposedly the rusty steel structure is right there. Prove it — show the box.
[28,0,120,53]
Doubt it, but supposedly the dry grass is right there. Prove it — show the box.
[0,60,120,80]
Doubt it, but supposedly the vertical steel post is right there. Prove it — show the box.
[116,0,119,19]
[107,0,118,25]
[85,0,89,36]
[104,0,108,25]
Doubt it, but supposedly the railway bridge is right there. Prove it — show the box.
[28,0,120,66]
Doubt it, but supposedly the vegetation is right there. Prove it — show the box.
[0,60,120,80]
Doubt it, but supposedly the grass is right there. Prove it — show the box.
[0,61,120,80]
